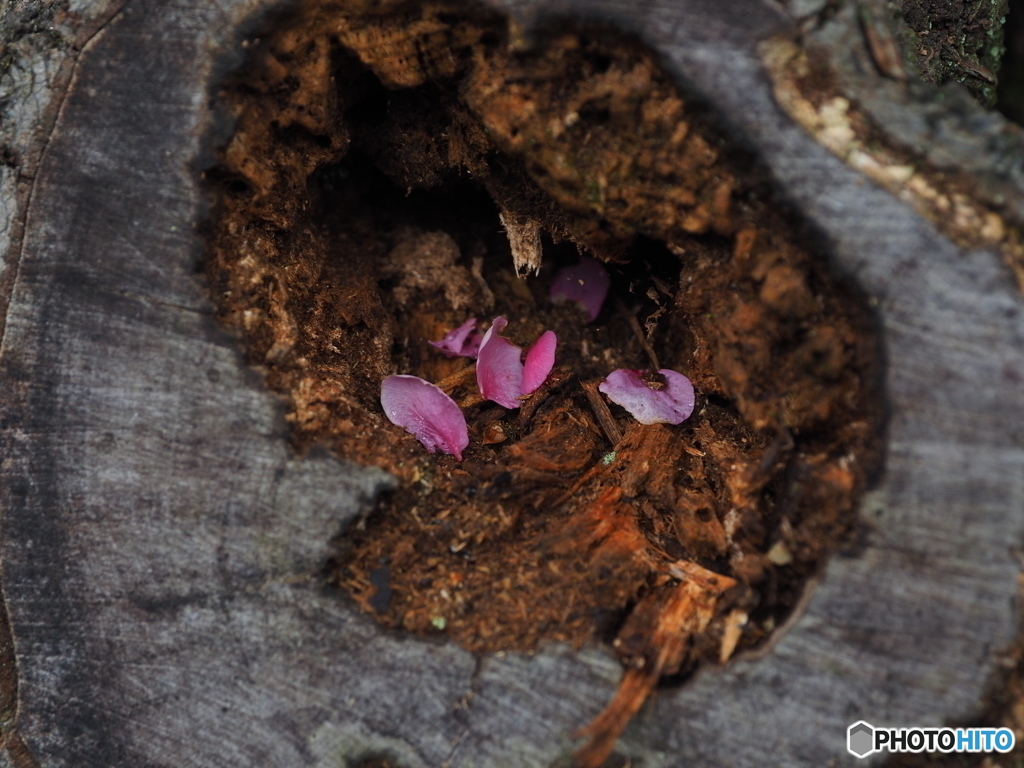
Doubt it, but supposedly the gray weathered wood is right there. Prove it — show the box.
[0,1,1022,766]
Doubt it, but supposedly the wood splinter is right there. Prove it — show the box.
[581,380,623,446]
[574,561,737,768]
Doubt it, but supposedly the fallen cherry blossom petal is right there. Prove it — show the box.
[428,317,482,358]
[476,317,524,409]
[598,369,695,425]
[551,255,611,322]
[522,330,557,394]
[380,375,469,460]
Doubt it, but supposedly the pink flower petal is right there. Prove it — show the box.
[428,317,482,358]
[522,331,556,394]
[550,255,610,322]
[598,369,695,425]
[476,317,524,409]
[381,375,469,460]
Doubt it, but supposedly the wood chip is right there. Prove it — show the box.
[719,609,748,664]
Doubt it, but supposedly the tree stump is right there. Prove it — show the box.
[0,1,1022,766]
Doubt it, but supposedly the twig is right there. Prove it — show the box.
[434,363,476,393]
[518,369,574,427]
[581,380,622,447]
[432,364,483,408]
[458,391,483,408]
[613,295,660,370]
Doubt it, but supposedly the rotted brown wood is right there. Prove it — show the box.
[0,1,1021,767]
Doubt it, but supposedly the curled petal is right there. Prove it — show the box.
[476,317,524,409]
[381,375,469,460]
[428,317,482,358]
[522,331,556,394]
[598,369,695,425]
[550,255,610,322]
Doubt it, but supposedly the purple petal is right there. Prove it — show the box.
[381,375,469,460]
[598,369,696,425]
[476,317,524,409]
[428,317,482,358]
[522,331,556,394]
[550,255,611,322]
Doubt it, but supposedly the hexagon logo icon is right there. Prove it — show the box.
[848,721,875,758]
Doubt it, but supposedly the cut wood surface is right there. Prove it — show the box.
[0,1,1022,767]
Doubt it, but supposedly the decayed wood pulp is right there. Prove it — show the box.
[0,1,1021,767]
